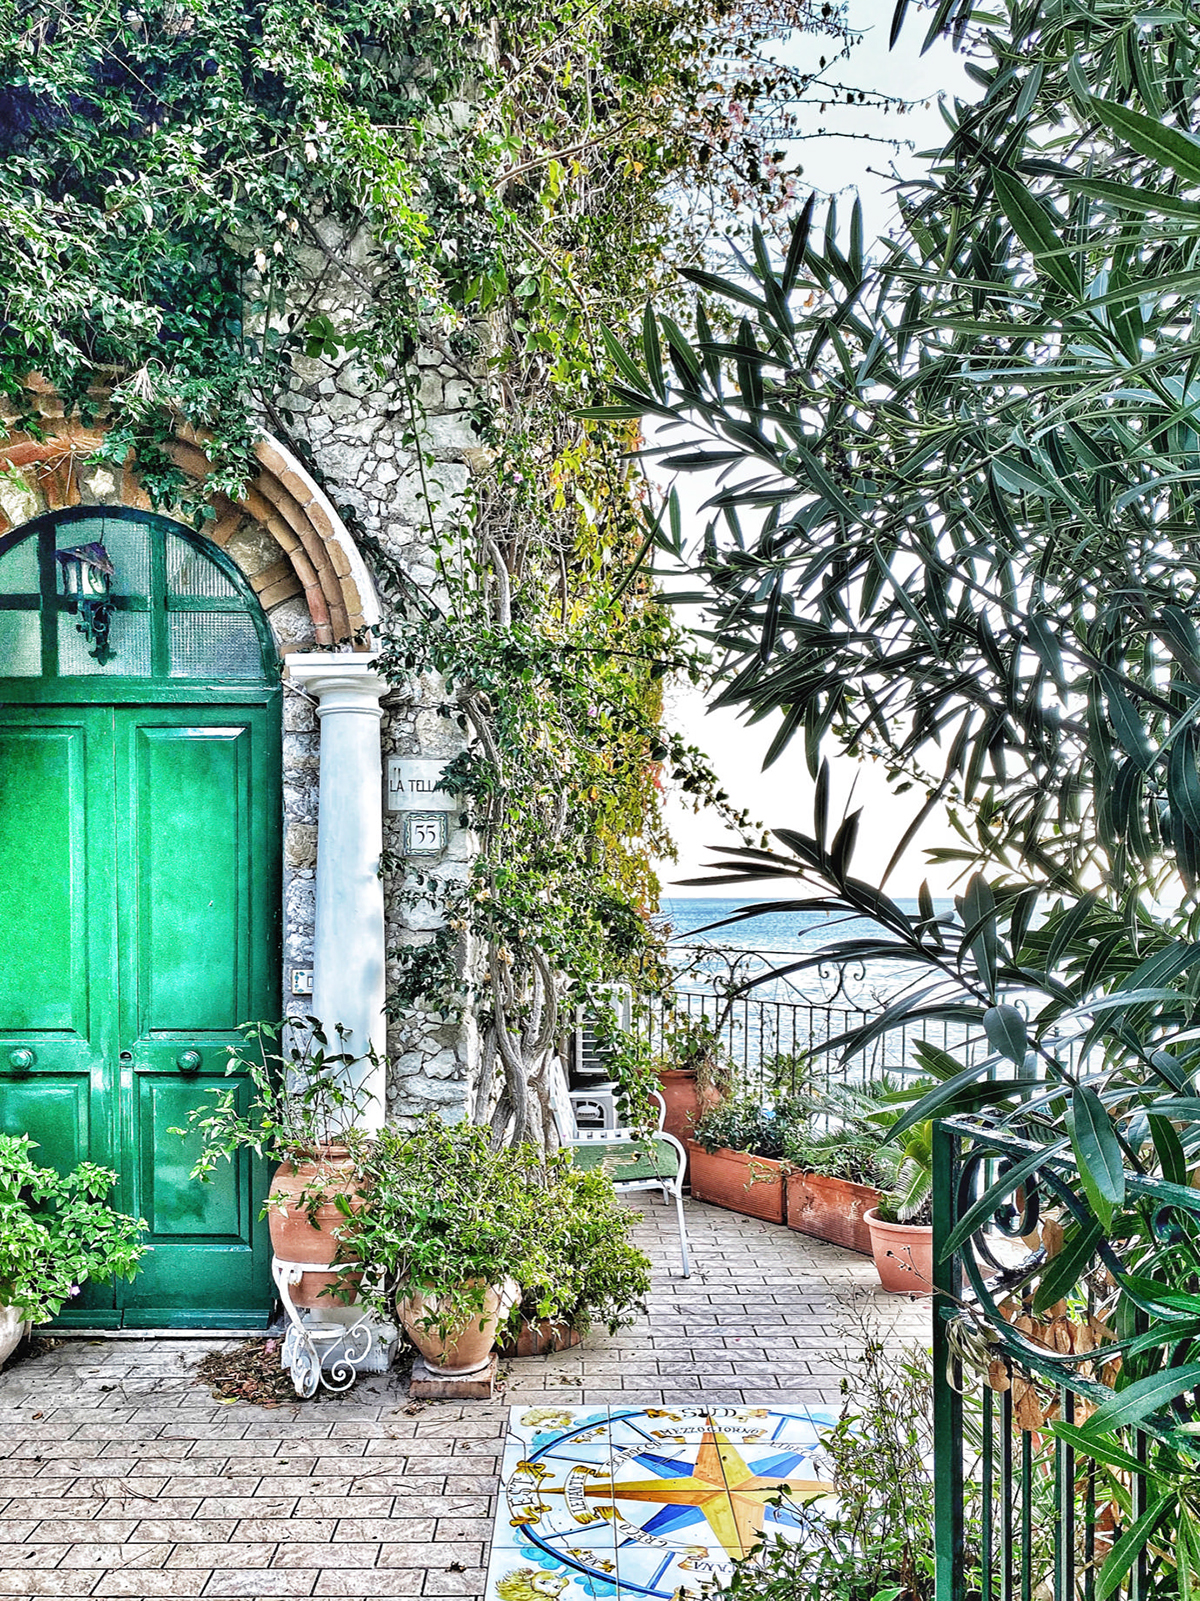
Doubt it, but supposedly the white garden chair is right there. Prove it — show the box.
[553,1087,691,1277]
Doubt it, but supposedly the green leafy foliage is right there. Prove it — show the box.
[171,1018,372,1177]
[723,1335,1025,1601]
[613,0,1200,1577]
[339,1115,650,1338]
[0,1134,145,1323]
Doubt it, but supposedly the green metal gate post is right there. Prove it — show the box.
[933,1119,965,1601]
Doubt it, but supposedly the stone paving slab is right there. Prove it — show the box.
[0,1197,930,1599]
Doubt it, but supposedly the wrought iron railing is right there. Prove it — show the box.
[932,1117,1200,1601]
[642,947,989,1099]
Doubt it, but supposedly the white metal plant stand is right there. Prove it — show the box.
[271,1256,377,1398]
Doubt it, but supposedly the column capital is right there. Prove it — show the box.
[286,652,386,717]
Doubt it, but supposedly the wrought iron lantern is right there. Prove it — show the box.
[55,541,116,664]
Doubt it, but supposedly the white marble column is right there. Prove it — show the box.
[286,653,387,1129]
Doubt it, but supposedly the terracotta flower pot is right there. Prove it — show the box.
[496,1316,584,1359]
[786,1171,880,1256]
[267,1145,362,1309]
[656,1069,722,1145]
[398,1278,519,1376]
[686,1142,787,1224]
[864,1208,935,1295]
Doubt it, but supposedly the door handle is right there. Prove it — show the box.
[176,1050,203,1073]
[8,1048,35,1071]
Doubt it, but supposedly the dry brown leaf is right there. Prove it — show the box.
[987,1359,1011,1393]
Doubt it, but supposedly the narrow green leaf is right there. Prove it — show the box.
[678,266,768,314]
[642,304,664,399]
[983,1004,1028,1065]
[992,167,1081,295]
[1066,1085,1126,1214]
[782,194,816,294]
[942,1141,1069,1258]
[599,325,649,394]
[1096,1493,1173,1601]
[1149,1114,1188,1187]
[1092,97,1200,187]
[1048,1419,1145,1478]
[1101,668,1155,772]
[1032,1221,1102,1313]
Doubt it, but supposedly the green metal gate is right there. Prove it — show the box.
[933,1118,1200,1601]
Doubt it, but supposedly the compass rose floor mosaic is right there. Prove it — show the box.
[485,1403,839,1601]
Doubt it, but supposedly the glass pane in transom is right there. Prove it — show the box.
[0,611,41,675]
[166,533,238,600]
[58,610,152,676]
[94,515,151,597]
[0,536,38,595]
[168,612,262,678]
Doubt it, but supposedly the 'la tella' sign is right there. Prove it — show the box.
[386,758,457,812]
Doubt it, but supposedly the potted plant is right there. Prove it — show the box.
[780,1084,899,1256]
[0,1133,145,1362]
[655,1012,733,1145]
[688,1096,789,1223]
[173,1018,370,1308]
[343,1117,566,1375]
[864,1121,935,1295]
[498,1161,651,1356]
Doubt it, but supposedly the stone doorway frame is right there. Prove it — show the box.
[0,393,390,1120]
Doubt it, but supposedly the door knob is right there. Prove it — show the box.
[8,1048,35,1070]
[176,1050,203,1073]
[119,1051,133,1062]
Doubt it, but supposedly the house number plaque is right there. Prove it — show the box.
[403,812,448,855]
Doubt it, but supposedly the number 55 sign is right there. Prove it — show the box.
[402,812,448,855]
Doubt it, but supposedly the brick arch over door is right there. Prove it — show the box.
[0,390,379,651]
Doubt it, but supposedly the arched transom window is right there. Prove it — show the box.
[0,508,274,682]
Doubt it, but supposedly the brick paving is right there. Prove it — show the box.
[0,1197,930,1601]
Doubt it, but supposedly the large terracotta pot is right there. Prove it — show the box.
[656,1069,722,1146]
[497,1315,584,1359]
[864,1208,935,1295]
[398,1278,519,1376]
[0,1305,30,1368]
[267,1145,362,1309]
[786,1171,880,1256]
[686,1142,787,1224]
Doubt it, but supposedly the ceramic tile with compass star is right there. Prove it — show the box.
[485,1404,838,1601]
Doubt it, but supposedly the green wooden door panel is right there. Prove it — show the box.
[0,1073,94,1173]
[115,703,279,1325]
[0,704,119,1323]
[137,1075,249,1238]
[0,716,106,1035]
[121,1069,268,1327]
[0,511,281,1328]
[124,721,252,1034]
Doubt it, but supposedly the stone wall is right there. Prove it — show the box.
[275,231,483,1123]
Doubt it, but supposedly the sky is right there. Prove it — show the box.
[653,0,975,900]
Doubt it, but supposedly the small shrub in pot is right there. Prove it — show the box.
[0,1133,145,1357]
[689,1097,789,1222]
[172,1017,371,1307]
[342,1117,650,1373]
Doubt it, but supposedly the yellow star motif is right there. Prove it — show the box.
[544,1425,832,1562]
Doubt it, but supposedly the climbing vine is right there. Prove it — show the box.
[1,0,914,1138]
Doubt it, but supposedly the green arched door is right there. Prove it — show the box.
[0,508,281,1327]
